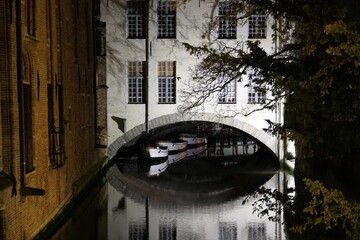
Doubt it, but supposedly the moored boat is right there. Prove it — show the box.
[141,144,169,160]
[168,150,187,164]
[186,144,207,157]
[140,144,169,176]
[146,160,169,176]
[157,139,188,154]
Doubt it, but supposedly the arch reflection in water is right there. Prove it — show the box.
[107,146,289,240]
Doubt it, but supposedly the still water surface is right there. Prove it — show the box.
[52,139,294,240]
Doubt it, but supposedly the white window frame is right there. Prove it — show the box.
[248,78,266,104]
[158,1,176,38]
[127,1,144,38]
[218,75,236,103]
[218,1,237,39]
[248,13,267,39]
[128,62,144,103]
[158,61,175,103]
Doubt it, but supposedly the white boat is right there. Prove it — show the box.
[186,144,207,157]
[156,139,188,154]
[146,160,169,176]
[141,144,169,159]
[168,150,187,164]
[140,144,169,176]
[178,134,207,148]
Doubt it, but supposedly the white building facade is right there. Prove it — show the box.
[100,0,292,158]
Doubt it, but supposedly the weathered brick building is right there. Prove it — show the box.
[0,0,105,239]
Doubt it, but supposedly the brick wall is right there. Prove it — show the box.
[0,0,7,174]
[96,56,108,146]
[0,0,101,239]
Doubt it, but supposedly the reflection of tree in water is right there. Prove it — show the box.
[249,179,360,240]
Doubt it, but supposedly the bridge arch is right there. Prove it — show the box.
[108,112,277,159]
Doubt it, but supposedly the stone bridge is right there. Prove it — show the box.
[107,112,278,160]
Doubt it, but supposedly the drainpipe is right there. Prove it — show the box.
[16,0,45,196]
[144,0,150,133]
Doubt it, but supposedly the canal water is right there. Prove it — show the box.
[50,138,295,240]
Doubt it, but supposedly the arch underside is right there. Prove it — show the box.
[108,113,277,160]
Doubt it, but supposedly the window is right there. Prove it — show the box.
[22,53,34,173]
[218,1,237,39]
[47,70,65,168]
[48,83,65,168]
[248,13,267,39]
[57,79,65,166]
[248,78,266,104]
[128,62,144,103]
[23,84,34,173]
[127,1,145,38]
[218,76,236,103]
[158,1,176,38]
[219,222,237,240]
[248,222,266,240]
[159,219,176,240]
[48,84,55,166]
[26,0,36,36]
[129,220,146,240]
[158,61,175,103]
[96,21,106,56]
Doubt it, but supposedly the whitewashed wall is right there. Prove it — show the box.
[100,0,284,153]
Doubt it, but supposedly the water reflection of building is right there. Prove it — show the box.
[107,160,292,240]
[247,222,266,240]
[108,178,278,240]
[207,138,259,157]
[159,218,177,240]
[129,220,146,240]
[219,221,237,240]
